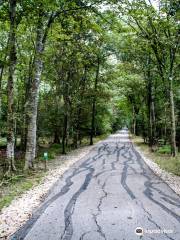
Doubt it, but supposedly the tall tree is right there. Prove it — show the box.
[90,56,100,145]
[24,7,45,169]
[6,0,17,173]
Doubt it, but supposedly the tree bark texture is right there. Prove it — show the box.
[6,0,17,173]
[169,76,176,156]
[24,12,44,169]
[90,58,100,145]
[62,72,70,154]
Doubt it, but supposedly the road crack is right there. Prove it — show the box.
[60,167,94,240]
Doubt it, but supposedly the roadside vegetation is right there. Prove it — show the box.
[132,135,180,177]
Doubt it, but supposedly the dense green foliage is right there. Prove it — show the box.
[0,0,179,177]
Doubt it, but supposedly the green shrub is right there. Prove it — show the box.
[157,145,171,154]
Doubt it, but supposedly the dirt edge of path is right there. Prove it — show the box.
[132,142,180,197]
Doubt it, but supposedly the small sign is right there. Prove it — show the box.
[44,152,48,160]
[43,152,48,171]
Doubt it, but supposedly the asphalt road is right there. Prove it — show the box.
[12,130,180,240]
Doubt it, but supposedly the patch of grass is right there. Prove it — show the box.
[157,145,171,154]
[155,157,180,176]
[132,135,180,176]
[0,170,45,210]
[0,195,14,210]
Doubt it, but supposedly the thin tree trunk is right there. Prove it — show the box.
[21,58,33,151]
[53,130,60,144]
[0,64,4,123]
[74,66,87,148]
[24,13,44,170]
[151,96,156,142]
[62,72,70,154]
[168,46,177,156]
[169,76,176,156]
[147,76,156,148]
[62,115,68,154]
[6,0,17,174]
[0,38,9,129]
[90,58,100,145]
[146,56,156,148]
[147,74,153,147]
[132,105,136,135]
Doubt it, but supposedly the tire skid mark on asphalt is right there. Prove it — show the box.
[121,141,178,240]
[120,144,136,200]
[60,167,95,240]
[79,231,91,240]
[111,144,125,171]
[60,148,110,240]
[132,145,180,223]
[150,181,180,205]
[119,141,178,240]
[89,142,125,240]
[160,197,180,208]
[135,200,175,240]
[129,145,180,234]
[11,146,105,240]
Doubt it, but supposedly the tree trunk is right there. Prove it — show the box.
[62,115,68,154]
[169,76,176,156]
[164,105,167,145]
[0,38,9,131]
[147,72,156,148]
[0,63,4,125]
[151,96,156,142]
[90,58,100,145]
[132,105,136,135]
[53,130,60,144]
[62,72,70,154]
[24,13,44,170]
[21,58,33,151]
[6,0,17,173]
[74,66,87,148]
[148,100,153,148]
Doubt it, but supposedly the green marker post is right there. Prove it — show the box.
[43,152,48,171]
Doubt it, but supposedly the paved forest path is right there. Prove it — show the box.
[12,130,180,240]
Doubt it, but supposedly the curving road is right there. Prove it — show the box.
[12,130,180,240]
